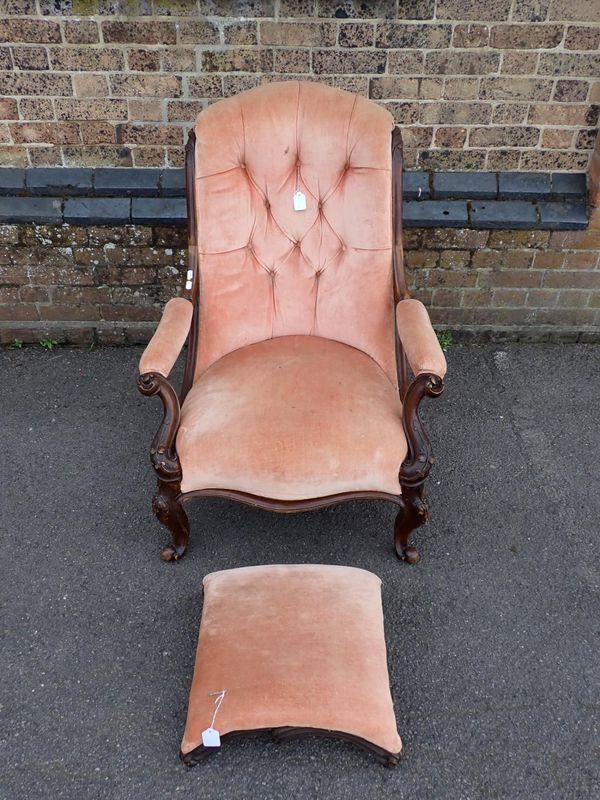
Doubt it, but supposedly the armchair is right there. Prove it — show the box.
[137,81,446,564]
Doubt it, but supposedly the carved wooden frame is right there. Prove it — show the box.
[180,726,400,768]
[137,125,445,564]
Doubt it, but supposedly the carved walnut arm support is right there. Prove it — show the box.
[396,299,447,487]
[137,297,194,483]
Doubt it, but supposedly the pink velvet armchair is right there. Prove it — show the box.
[137,81,447,564]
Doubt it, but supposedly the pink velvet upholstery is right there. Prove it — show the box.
[139,297,193,378]
[181,564,402,759]
[138,82,447,504]
[396,299,447,378]
[192,81,397,384]
[177,335,406,499]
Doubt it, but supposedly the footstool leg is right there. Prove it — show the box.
[152,480,190,561]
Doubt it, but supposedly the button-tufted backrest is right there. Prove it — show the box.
[193,81,397,384]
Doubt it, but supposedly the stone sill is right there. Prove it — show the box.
[0,167,588,231]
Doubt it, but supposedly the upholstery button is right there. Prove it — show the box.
[265,199,270,209]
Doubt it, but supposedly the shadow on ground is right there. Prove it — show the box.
[1,343,598,800]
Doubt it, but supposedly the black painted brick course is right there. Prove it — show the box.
[64,197,131,225]
[403,200,468,228]
[94,168,161,197]
[551,173,587,200]
[470,200,539,229]
[498,172,552,200]
[0,196,62,224]
[159,169,185,197]
[0,168,26,195]
[131,197,186,225]
[402,171,430,200]
[537,201,587,230]
[433,171,497,200]
[26,168,93,196]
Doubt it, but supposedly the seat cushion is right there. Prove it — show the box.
[177,335,405,500]
[180,564,402,763]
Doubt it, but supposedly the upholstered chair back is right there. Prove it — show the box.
[193,81,397,383]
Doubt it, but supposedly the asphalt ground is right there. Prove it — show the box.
[1,343,598,800]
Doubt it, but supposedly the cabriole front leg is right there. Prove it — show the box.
[394,485,429,564]
[137,371,190,562]
[395,372,444,564]
[153,480,190,561]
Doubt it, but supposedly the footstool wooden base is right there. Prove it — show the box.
[180,565,402,766]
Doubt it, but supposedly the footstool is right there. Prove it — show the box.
[180,564,402,766]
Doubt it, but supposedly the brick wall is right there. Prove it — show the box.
[2,211,599,345]
[0,1,599,171]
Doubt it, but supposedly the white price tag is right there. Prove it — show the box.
[201,727,221,748]
[293,191,307,212]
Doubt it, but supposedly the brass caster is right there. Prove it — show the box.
[397,545,420,565]
[160,544,185,562]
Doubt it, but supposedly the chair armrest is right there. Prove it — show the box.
[139,297,194,379]
[396,298,447,379]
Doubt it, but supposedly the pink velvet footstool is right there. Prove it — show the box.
[180,564,402,766]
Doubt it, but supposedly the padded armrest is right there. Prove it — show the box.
[396,299,447,379]
[139,297,194,378]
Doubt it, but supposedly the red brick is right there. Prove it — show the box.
[0,99,18,120]
[0,72,72,96]
[0,303,39,320]
[120,124,183,146]
[492,288,527,306]
[80,121,116,145]
[0,18,60,43]
[63,20,99,44]
[177,20,220,44]
[452,24,489,47]
[526,289,558,307]
[437,0,511,19]
[532,250,565,269]
[129,100,163,122]
[260,21,336,46]
[72,75,109,99]
[38,304,100,321]
[481,78,552,101]
[55,99,128,121]
[556,290,591,307]
[12,46,49,70]
[102,20,177,45]
[565,25,600,50]
[10,122,80,144]
[223,21,258,45]
[543,271,600,289]
[478,270,542,288]
[110,75,182,98]
[490,24,562,48]
[126,49,161,72]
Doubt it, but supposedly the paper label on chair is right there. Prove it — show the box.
[201,727,221,747]
[293,191,307,212]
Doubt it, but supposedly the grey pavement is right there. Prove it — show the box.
[1,343,598,800]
